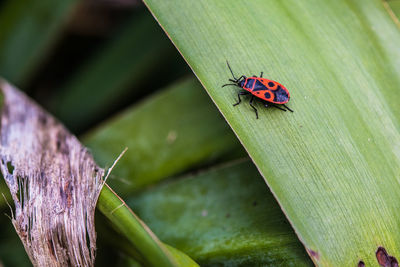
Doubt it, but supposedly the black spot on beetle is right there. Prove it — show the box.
[268,82,275,87]
[253,80,266,91]
[264,92,271,99]
[274,85,289,102]
[245,79,254,89]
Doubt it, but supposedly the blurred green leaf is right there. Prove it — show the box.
[130,159,312,266]
[98,184,198,267]
[0,208,31,267]
[143,0,400,265]
[83,77,244,194]
[0,176,11,208]
[387,0,400,17]
[0,0,78,86]
[115,255,142,267]
[52,12,183,132]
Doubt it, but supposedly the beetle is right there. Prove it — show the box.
[222,61,293,119]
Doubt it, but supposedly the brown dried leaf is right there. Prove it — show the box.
[0,79,104,267]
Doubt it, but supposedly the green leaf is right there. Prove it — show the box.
[0,0,78,85]
[130,159,312,266]
[387,0,400,18]
[143,0,400,265]
[51,12,181,131]
[98,184,198,267]
[83,77,244,194]
[0,213,31,267]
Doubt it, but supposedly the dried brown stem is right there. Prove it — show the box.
[0,79,104,267]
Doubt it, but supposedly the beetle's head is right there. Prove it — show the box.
[229,76,246,88]
[238,77,246,87]
[222,61,246,89]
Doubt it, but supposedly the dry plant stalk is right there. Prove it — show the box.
[0,79,105,266]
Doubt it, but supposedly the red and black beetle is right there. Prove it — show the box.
[222,61,293,119]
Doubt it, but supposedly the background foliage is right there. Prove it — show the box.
[0,0,399,266]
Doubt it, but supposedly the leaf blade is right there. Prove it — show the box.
[51,12,181,131]
[130,159,313,266]
[0,0,78,85]
[143,0,400,265]
[83,77,244,194]
[98,184,198,267]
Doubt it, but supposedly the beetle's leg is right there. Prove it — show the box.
[264,103,286,111]
[283,104,294,112]
[222,83,237,87]
[237,75,246,80]
[260,72,263,78]
[249,95,258,119]
[233,91,249,106]
[272,105,286,112]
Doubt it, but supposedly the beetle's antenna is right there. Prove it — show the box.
[226,61,238,81]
